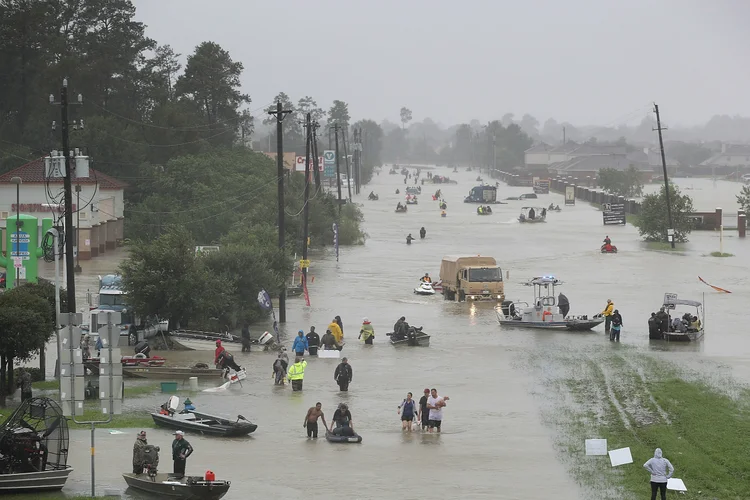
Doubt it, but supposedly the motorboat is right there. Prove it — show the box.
[387,328,431,347]
[476,207,493,215]
[325,431,362,443]
[406,196,418,205]
[414,282,436,295]
[518,207,547,223]
[83,354,166,375]
[122,472,231,500]
[124,366,224,379]
[496,276,604,331]
[368,193,379,200]
[395,206,408,213]
[169,330,241,351]
[601,244,618,253]
[151,396,257,437]
[406,186,421,195]
[0,398,73,493]
[657,293,705,342]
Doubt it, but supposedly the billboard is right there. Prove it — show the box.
[295,156,324,172]
[323,150,336,178]
[602,203,626,225]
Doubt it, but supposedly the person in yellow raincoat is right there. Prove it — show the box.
[601,299,614,335]
[328,319,344,344]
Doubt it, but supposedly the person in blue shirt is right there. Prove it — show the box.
[292,330,308,356]
[183,398,195,412]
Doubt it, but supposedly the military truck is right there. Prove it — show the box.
[439,256,504,302]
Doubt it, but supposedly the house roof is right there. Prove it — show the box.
[627,149,679,167]
[700,144,750,165]
[548,141,580,154]
[0,158,127,189]
[525,142,551,154]
[549,155,651,173]
[569,144,627,156]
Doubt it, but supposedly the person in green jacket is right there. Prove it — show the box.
[359,317,375,345]
[287,357,307,391]
[171,431,193,478]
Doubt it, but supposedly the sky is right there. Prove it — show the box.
[132,0,750,128]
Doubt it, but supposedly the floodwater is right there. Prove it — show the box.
[20,169,750,499]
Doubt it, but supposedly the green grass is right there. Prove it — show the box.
[32,379,60,390]
[68,410,154,429]
[547,353,750,499]
[708,251,734,257]
[124,382,160,397]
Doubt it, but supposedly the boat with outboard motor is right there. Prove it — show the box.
[414,282,436,295]
[518,207,547,223]
[655,293,705,342]
[0,398,73,493]
[123,472,231,500]
[496,276,604,331]
[395,205,408,213]
[386,327,431,346]
[151,396,257,437]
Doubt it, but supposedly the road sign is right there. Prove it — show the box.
[602,203,626,225]
[11,231,30,260]
[324,150,336,178]
[299,259,311,269]
[13,257,22,268]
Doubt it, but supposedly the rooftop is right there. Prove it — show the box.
[548,141,580,154]
[525,142,552,154]
[0,158,127,189]
[549,155,650,173]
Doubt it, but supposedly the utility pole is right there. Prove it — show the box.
[342,127,353,201]
[74,185,82,272]
[268,101,293,322]
[302,113,311,287]
[333,123,343,212]
[653,103,675,249]
[50,79,82,312]
[311,121,321,190]
[563,126,566,145]
[487,126,492,176]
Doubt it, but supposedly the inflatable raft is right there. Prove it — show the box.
[325,431,362,443]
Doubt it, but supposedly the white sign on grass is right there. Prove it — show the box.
[585,439,608,456]
[608,447,633,467]
[667,478,687,492]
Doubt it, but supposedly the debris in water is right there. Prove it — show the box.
[667,478,687,492]
[585,439,607,456]
[608,447,633,467]
[698,276,731,293]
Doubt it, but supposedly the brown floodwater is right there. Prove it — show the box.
[18,169,749,499]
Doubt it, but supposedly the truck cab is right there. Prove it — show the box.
[439,256,505,302]
[464,185,498,204]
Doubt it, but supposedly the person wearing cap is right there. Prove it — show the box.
[328,318,344,344]
[292,330,308,357]
[601,299,615,335]
[171,431,193,478]
[359,318,375,345]
[418,388,431,431]
[306,327,320,356]
[334,357,353,391]
[287,356,307,391]
[132,430,148,474]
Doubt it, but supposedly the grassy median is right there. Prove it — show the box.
[528,347,750,499]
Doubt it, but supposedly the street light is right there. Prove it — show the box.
[10,176,22,286]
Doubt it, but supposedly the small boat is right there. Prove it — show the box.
[169,330,241,351]
[387,329,431,347]
[406,197,418,205]
[601,244,618,253]
[518,207,547,223]
[325,431,362,444]
[657,293,705,342]
[476,208,493,215]
[151,396,257,437]
[496,276,604,331]
[0,398,73,493]
[406,187,421,195]
[519,193,538,199]
[431,280,443,292]
[414,282,436,295]
[122,472,231,500]
[124,366,224,379]
[395,206,408,213]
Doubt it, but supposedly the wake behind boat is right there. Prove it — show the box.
[151,397,257,437]
[496,276,603,331]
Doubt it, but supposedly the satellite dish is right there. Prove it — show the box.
[168,396,180,411]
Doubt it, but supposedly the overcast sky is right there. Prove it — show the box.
[132,0,750,128]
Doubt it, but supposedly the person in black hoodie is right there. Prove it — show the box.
[334,357,353,391]
[610,310,623,342]
[335,316,344,338]
[306,327,320,356]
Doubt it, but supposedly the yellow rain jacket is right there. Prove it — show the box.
[359,323,375,341]
[328,322,343,343]
[602,302,614,317]
[287,360,307,381]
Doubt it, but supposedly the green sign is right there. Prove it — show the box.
[323,150,336,178]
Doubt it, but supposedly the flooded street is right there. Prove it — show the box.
[29,168,750,499]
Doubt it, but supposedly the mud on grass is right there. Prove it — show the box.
[528,348,750,499]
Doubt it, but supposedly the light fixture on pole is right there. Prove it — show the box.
[10,176,22,286]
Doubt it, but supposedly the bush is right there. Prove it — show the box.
[14,367,43,382]
[634,184,694,242]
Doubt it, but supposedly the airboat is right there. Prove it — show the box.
[0,397,73,492]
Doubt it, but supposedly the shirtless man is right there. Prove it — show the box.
[303,402,329,439]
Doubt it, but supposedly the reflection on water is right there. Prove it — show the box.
[19,171,749,499]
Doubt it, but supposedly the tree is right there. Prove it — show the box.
[175,41,250,146]
[119,227,235,330]
[598,166,643,197]
[400,107,413,130]
[737,185,750,214]
[634,185,695,243]
[351,119,383,182]
[297,96,324,124]
[520,114,539,136]
[328,100,350,127]
[0,287,54,405]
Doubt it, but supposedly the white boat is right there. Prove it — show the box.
[496,276,604,331]
[658,293,705,342]
[414,282,436,295]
